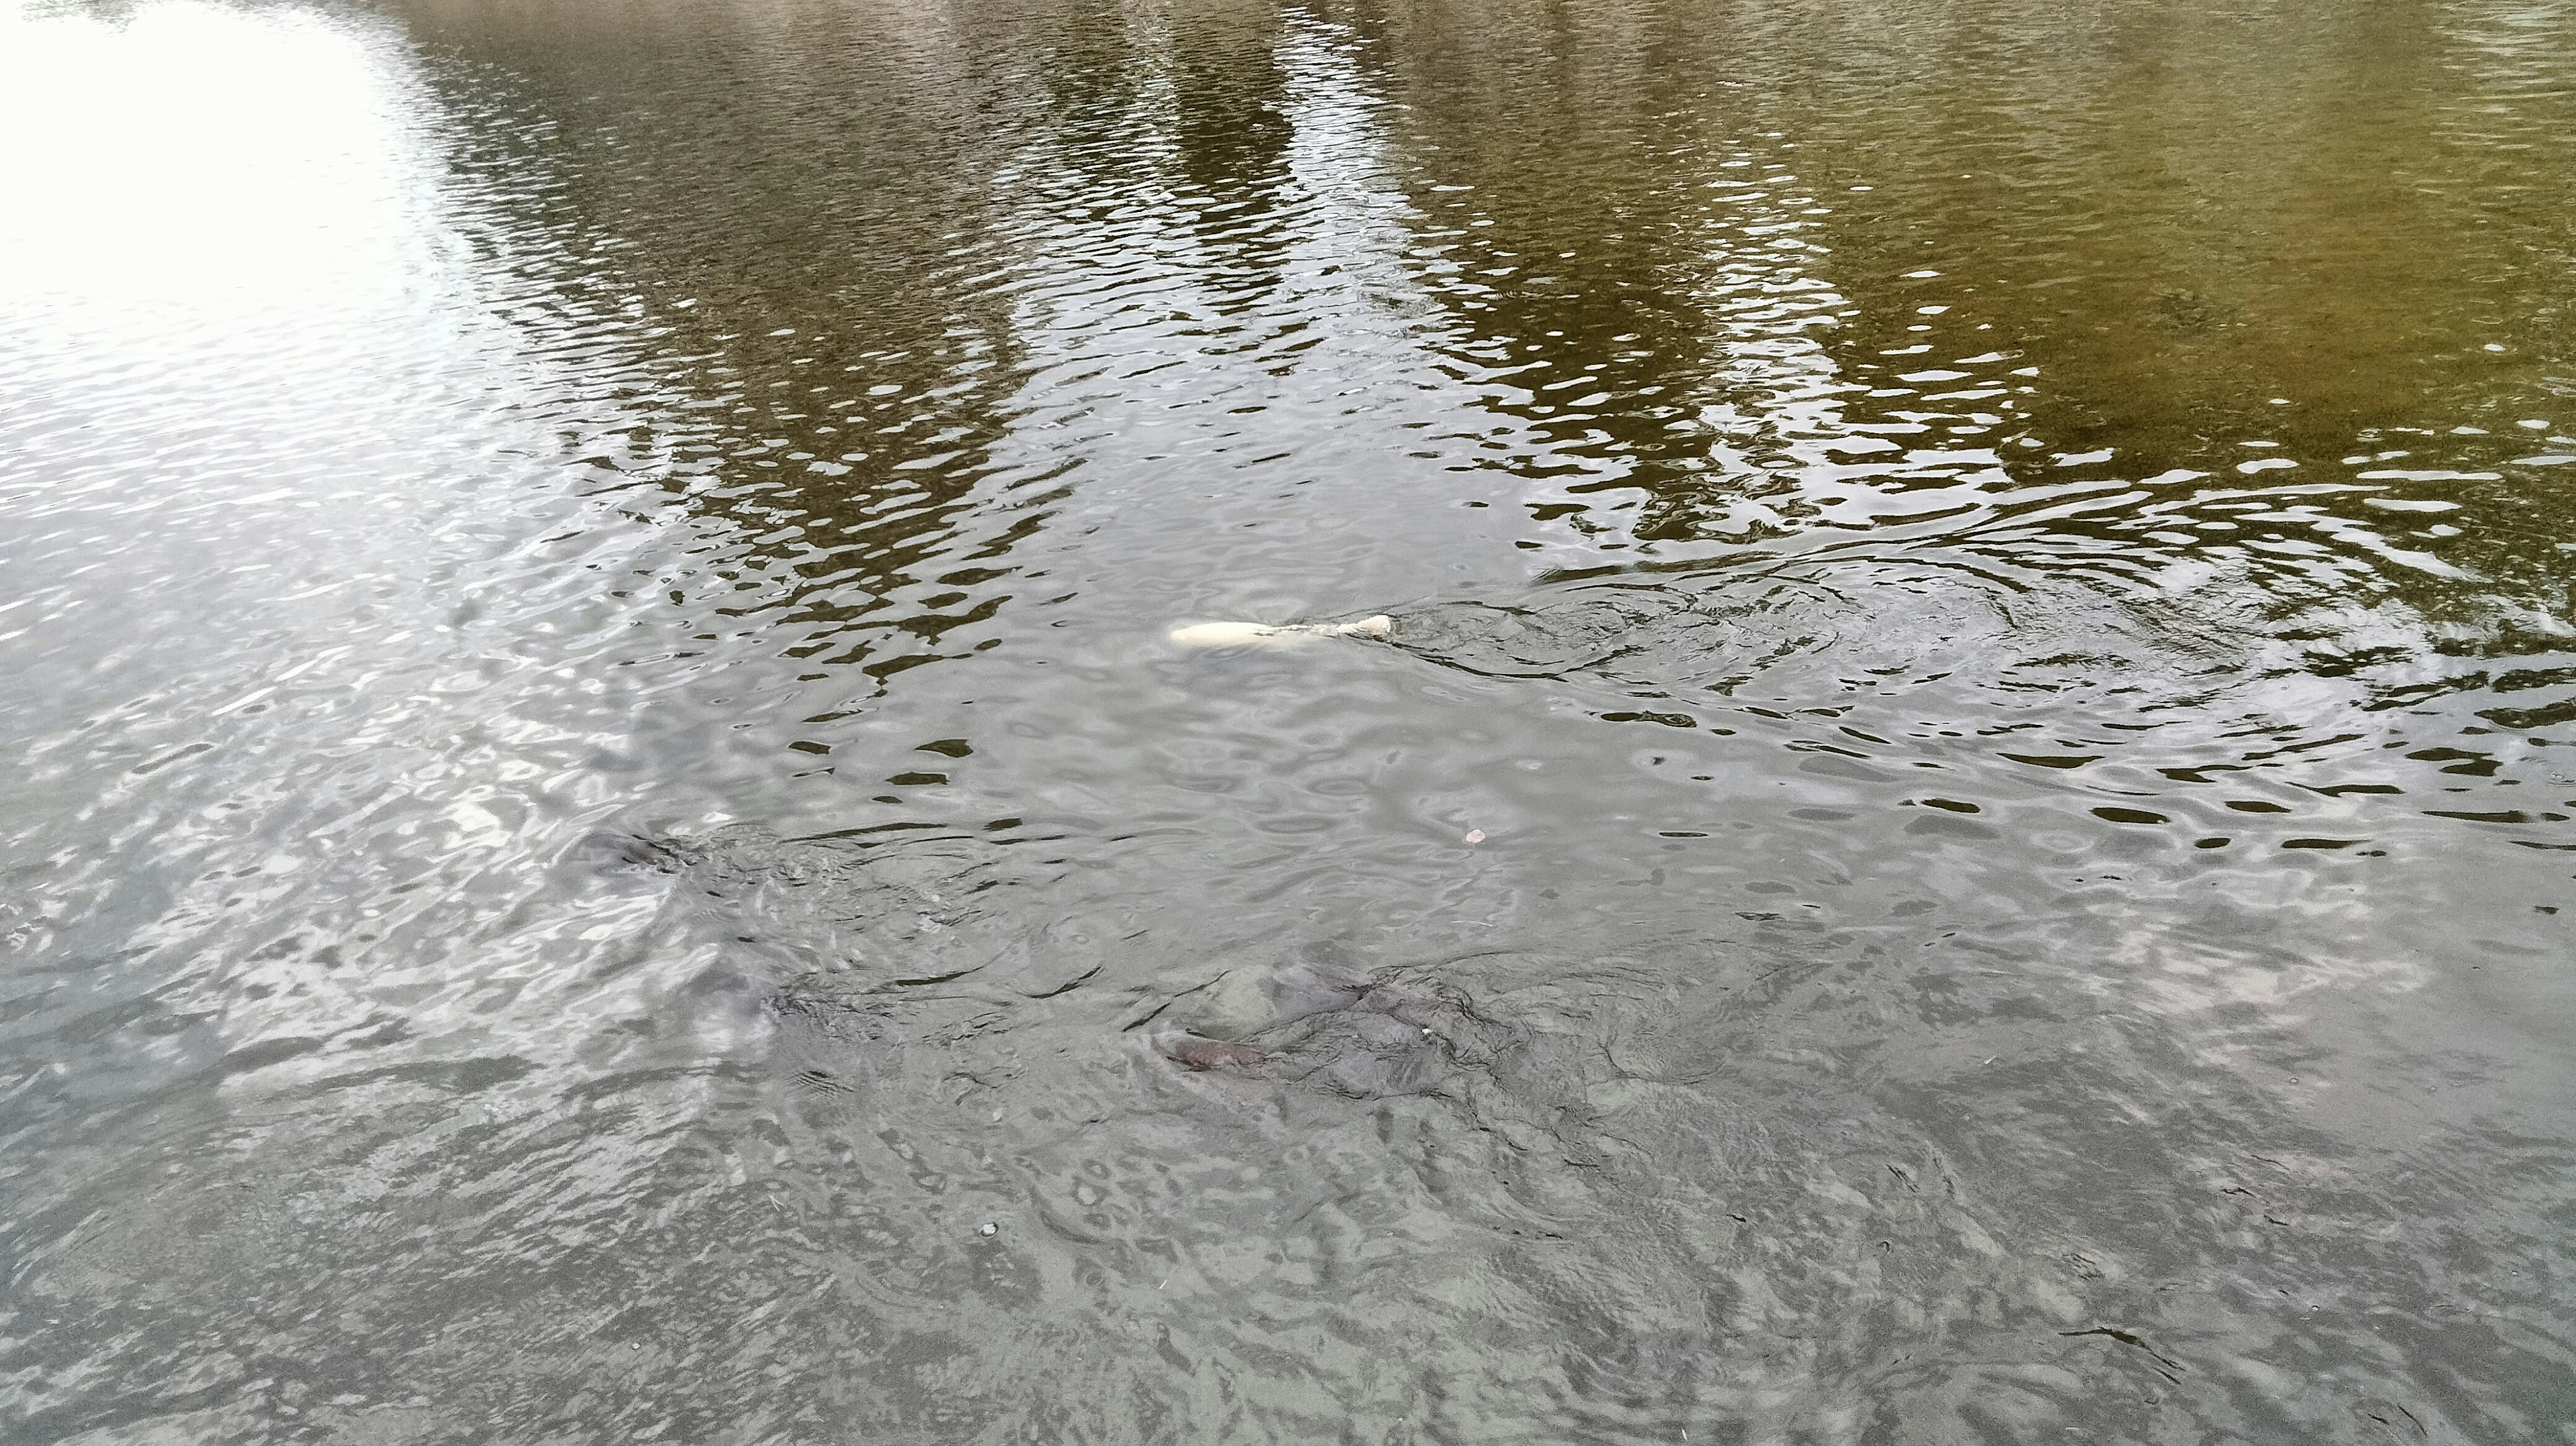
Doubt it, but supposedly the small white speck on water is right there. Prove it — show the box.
[981,1222,997,1235]
[1464,829,1486,844]
[1159,1278,1169,1290]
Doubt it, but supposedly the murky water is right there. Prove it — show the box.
[5,0,2574,1439]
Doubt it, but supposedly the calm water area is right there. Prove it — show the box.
[5,0,2575,1440]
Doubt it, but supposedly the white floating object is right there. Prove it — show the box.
[1169,615,1394,648]
[981,1222,998,1235]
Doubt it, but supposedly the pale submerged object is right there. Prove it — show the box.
[1169,614,1393,648]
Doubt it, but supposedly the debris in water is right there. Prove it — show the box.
[1464,829,1486,844]
[1169,615,1394,648]
[980,1222,998,1236]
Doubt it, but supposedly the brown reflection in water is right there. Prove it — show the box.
[1321,0,1832,543]
[1759,0,2576,624]
[399,0,1043,692]
[392,0,1350,693]
[391,0,2576,594]
[1292,0,2576,632]
[1774,0,2576,445]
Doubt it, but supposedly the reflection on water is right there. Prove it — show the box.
[3,0,2572,1440]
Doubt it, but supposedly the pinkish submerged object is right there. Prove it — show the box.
[1150,1032,1267,1070]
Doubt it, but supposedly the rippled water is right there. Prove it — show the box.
[5,0,2574,1440]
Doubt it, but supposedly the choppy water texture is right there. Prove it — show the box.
[5,0,2575,1440]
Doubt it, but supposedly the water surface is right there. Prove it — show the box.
[4,0,2574,1441]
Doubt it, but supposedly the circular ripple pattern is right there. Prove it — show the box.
[3,0,2573,1443]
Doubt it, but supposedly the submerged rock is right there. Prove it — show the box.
[1142,953,1505,1099]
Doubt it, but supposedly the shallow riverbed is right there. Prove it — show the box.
[3,0,2573,1440]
